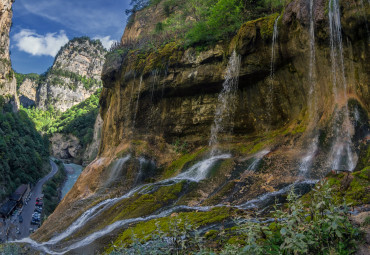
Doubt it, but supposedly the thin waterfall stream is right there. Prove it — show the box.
[299,0,318,177]
[328,0,356,171]
[267,15,280,126]
[132,75,143,129]
[209,50,241,156]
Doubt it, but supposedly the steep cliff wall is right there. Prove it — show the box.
[18,78,37,107]
[36,37,106,112]
[32,0,369,252]
[0,0,18,110]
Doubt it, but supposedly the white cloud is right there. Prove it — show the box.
[93,36,115,49]
[13,29,69,57]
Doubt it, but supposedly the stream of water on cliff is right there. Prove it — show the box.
[246,150,270,171]
[299,0,318,177]
[328,0,356,171]
[132,76,143,128]
[267,16,280,126]
[105,155,131,186]
[209,50,241,156]
[16,153,231,253]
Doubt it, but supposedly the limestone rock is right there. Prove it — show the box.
[18,78,37,107]
[50,133,82,160]
[0,0,18,110]
[36,38,106,112]
[83,114,103,165]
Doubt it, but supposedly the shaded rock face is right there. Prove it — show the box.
[18,78,37,107]
[0,0,18,110]
[33,0,369,250]
[83,113,103,165]
[36,38,106,112]
[50,133,82,160]
[49,114,103,165]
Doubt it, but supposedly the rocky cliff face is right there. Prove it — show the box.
[49,113,103,165]
[0,0,18,110]
[82,113,103,165]
[18,78,37,107]
[32,0,369,252]
[36,37,106,112]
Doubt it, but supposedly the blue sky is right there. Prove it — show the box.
[10,0,130,74]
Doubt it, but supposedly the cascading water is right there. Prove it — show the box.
[105,154,131,185]
[151,69,159,101]
[209,50,241,156]
[134,157,147,185]
[132,75,143,128]
[328,0,356,171]
[270,16,280,81]
[299,0,319,176]
[237,180,318,210]
[13,153,232,254]
[267,15,280,125]
[246,150,270,171]
[174,154,232,182]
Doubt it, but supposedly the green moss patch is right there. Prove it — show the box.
[162,147,207,179]
[105,206,234,253]
[302,168,370,206]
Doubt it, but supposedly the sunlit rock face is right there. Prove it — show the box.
[32,0,369,252]
[36,38,106,112]
[0,0,18,110]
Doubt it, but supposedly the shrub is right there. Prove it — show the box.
[108,181,361,254]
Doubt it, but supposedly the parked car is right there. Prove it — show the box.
[18,215,23,223]
[36,201,43,206]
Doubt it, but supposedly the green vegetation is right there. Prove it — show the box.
[108,0,286,77]
[0,97,49,201]
[0,243,21,254]
[107,206,232,253]
[47,69,102,90]
[108,182,361,254]
[124,0,285,49]
[162,147,206,178]
[53,36,105,63]
[323,167,370,206]
[42,160,66,218]
[14,72,40,90]
[21,89,100,147]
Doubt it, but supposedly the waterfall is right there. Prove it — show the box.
[299,0,318,176]
[270,16,280,81]
[237,180,318,210]
[173,154,231,182]
[132,76,143,129]
[134,157,146,185]
[209,50,241,156]
[267,16,280,125]
[151,69,159,101]
[247,150,270,171]
[105,155,131,185]
[328,0,356,171]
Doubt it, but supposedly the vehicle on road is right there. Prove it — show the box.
[18,215,23,223]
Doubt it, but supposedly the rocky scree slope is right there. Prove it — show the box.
[32,0,369,253]
[0,0,18,110]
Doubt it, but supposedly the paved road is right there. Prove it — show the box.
[16,159,59,239]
